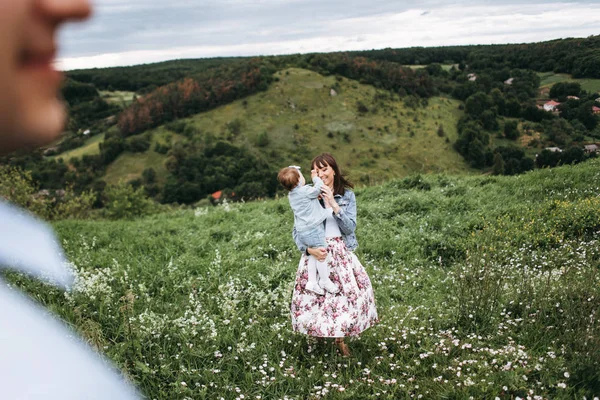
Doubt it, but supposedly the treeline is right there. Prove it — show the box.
[66,57,246,93]
[118,60,274,136]
[466,36,600,78]
[353,35,600,78]
[302,54,436,97]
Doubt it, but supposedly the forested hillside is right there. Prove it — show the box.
[2,36,600,217]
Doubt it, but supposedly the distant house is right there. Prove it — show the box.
[543,100,561,112]
[545,147,562,153]
[593,106,600,115]
[584,144,599,153]
[504,78,514,85]
[467,73,477,82]
[567,95,580,100]
[211,190,222,200]
[595,97,600,103]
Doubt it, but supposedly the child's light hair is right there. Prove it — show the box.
[278,167,301,191]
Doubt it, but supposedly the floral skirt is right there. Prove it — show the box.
[290,237,378,338]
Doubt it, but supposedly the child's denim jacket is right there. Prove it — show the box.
[292,189,358,252]
[289,176,330,232]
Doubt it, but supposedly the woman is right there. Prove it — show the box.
[290,153,378,356]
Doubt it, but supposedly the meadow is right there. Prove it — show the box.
[97,67,472,187]
[538,72,600,94]
[7,159,600,399]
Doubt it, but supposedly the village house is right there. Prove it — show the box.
[467,73,477,82]
[504,78,514,85]
[545,147,562,153]
[567,95,580,100]
[543,100,561,112]
[593,106,600,115]
[584,144,599,153]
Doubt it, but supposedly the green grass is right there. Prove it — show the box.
[402,64,458,71]
[103,150,168,185]
[538,72,600,93]
[100,90,137,107]
[56,133,105,161]
[8,159,600,399]
[184,68,472,185]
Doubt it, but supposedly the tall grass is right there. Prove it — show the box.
[6,160,600,399]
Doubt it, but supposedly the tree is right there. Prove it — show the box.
[504,120,520,140]
[468,139,486,168]
[104,183,155,220]
[465,92,494,118]
[535,149,562,168]
[437,125,445,137]
[492,152,505,175]
[480,110,499,131]
[560,146,586,165]
[549,82,582,99]
[544,118,574,145]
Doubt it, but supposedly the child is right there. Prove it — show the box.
[278,166,339,295]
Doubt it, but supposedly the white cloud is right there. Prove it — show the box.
[57,1,600,70]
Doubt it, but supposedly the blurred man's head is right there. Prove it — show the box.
[0,0,91,155]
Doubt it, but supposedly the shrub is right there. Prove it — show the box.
[0,166,48,217]
[103,183,155,220]
[256,131,270,147]
[126,135,151,153]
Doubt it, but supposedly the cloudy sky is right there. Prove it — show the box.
[57,0,600,70]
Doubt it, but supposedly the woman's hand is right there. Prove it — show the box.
[320,186,340,214]
[307,247,327,262]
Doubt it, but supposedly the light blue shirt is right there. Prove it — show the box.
[0,201,139,399]
[288,176,330,232]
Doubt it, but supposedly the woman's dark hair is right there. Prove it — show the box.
[311,153,354,196]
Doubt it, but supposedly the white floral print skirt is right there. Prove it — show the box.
[290,237,379,337]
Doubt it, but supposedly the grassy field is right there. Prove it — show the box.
[7,159,600,399]
[55,133,105,161]
[103,150,168,185]
[403,64,458,71]
[100,90,137,107]
[183,68,471,185]
[538,72,600,93]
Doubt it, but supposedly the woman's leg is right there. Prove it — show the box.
[335,338,351,357]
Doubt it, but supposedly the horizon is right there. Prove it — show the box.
[57,0,600,71]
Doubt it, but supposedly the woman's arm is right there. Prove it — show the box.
[333,191,357,235]
[293,226,327,260]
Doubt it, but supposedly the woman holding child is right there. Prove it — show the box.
[279,153,378,356]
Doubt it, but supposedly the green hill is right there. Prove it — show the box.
[91,68,472,186]
[11,159,600,398]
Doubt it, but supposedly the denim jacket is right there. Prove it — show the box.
[292,189,358,252]
[289,176,330,232]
